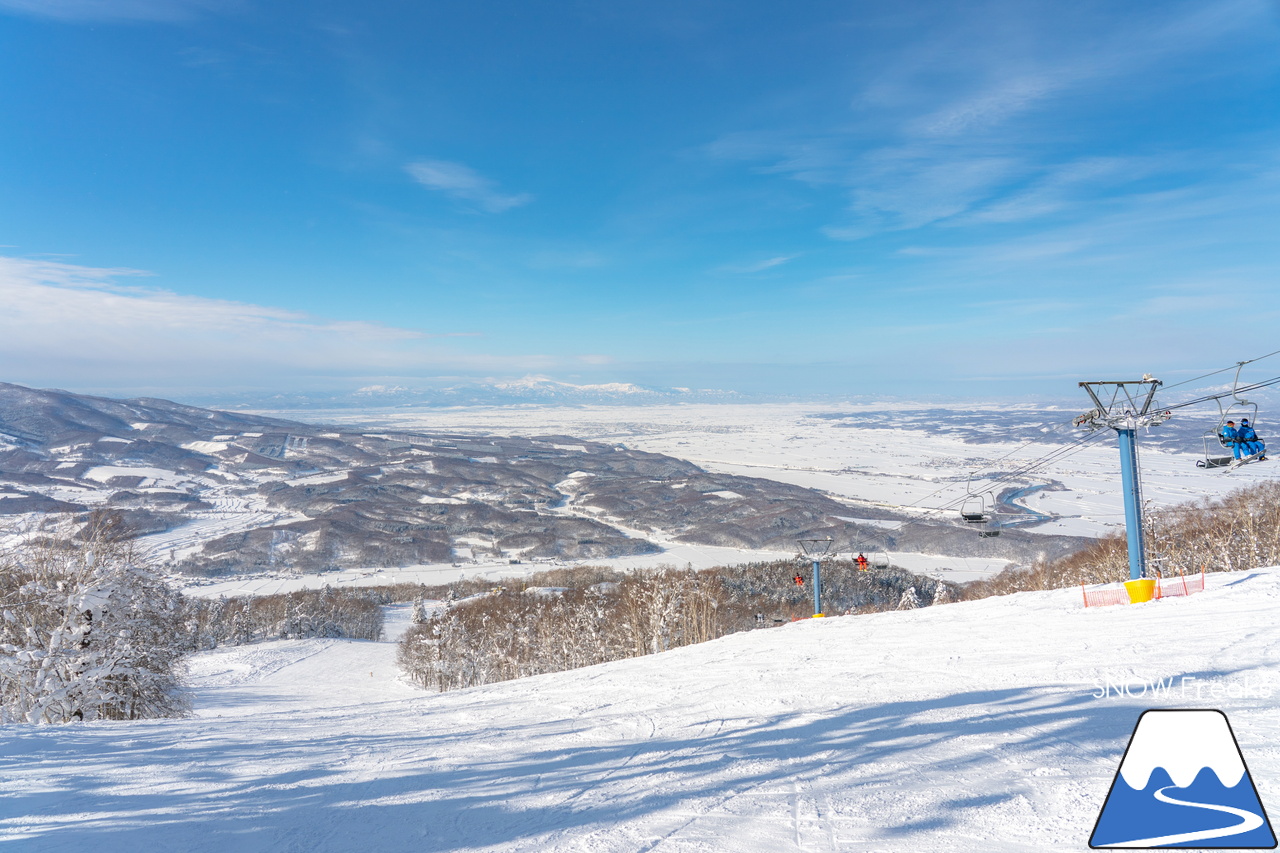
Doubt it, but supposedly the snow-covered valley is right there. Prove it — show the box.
[6,568,1279,852]
[190,399,1277,593]
[8,383,1275,593]
[282,401,1274,542]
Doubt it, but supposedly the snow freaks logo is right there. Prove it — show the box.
[1090,709,1277,849]
[1089,672,1275,701]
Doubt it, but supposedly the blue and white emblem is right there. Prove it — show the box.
[1091,709,1276,848]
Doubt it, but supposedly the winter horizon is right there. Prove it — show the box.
[2,1,1279,400]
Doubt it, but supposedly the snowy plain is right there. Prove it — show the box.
[5,568,1280,852]
[178,401,1279,597]
[280,402,1266,539]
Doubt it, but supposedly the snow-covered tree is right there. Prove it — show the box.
[0,516,189,724]
[410,599,430,624]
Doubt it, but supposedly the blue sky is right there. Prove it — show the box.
[1,0,1279,400]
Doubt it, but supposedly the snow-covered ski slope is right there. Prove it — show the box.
[5,570,1280,852]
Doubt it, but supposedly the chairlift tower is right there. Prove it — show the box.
[1074,377,1171,581]
[797,538,834,617]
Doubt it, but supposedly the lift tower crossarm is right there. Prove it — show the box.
[1075,378,1171,431]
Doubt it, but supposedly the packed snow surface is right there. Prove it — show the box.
[5,570,1280,852]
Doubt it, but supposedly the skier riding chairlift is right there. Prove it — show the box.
[1197,362,1265,469]
[1238,418,1267,462]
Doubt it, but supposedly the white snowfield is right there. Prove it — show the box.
[287,402,1280,540]
[202,400,1274,587]
[5,570,1280,852]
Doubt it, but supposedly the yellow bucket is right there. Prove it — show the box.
[1124,578,1157,604]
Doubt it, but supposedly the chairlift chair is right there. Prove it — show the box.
[1196,363,1262,470]
[961,490,1002,537]
[960,493,992,524]
[1196,433,1235,469]
[854,535,891,570]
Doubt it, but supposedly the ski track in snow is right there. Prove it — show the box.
[5,571,1280,851]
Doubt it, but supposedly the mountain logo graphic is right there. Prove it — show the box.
[1091,709,1277,848]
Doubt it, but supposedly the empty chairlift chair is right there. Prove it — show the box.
[960,494,990,524]
[961,493,1001,537]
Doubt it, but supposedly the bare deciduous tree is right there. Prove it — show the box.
[399,561,947,692]
[964,481,1280,598]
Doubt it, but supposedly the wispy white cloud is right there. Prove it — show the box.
[0,0,228,22]
[880,171,1278,291]
[527,250,607,270]
[708,1,1279,242]
[959,158,1139,225]
[914,76,1064,138]
[905,0,1276,141]
[405,160,533,214]
[0,256,584,390]
[720,255,798,274]
[846,155,1024,235]
[1135,291,1229,317]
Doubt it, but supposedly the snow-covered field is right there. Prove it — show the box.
[181,539,802,599]
[180,547,996,600]
[6,568,1279,852]
[280,403,1273,541]
[175,401,1275,594]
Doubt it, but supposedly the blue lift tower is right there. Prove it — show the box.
[1073,377,1171,581]
[797,537,834,617]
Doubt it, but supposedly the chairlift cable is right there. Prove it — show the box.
[934,366,1278,526]
[1160,347,1280,392]
[844,350,1280,541]
[942,429,1111,509]
[879,429,1112,542]
[886,423,1110,524]
[1163,374,1280,414]
[929,367,1280,521]
[892,412,1092,516]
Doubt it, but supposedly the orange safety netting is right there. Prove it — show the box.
[1081,571,1206,607]
[1081,585,1131,608]
[1155,570,1206,599]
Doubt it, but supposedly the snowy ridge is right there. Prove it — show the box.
[196,376,743,409]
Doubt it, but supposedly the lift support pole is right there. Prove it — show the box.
[797,538,834,617]
[1075,379,1170,581]
[811,555,822,617]
[1117,426,1147,581]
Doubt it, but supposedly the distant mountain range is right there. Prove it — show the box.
[186,376,747,410]
[0,381,1086,577]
